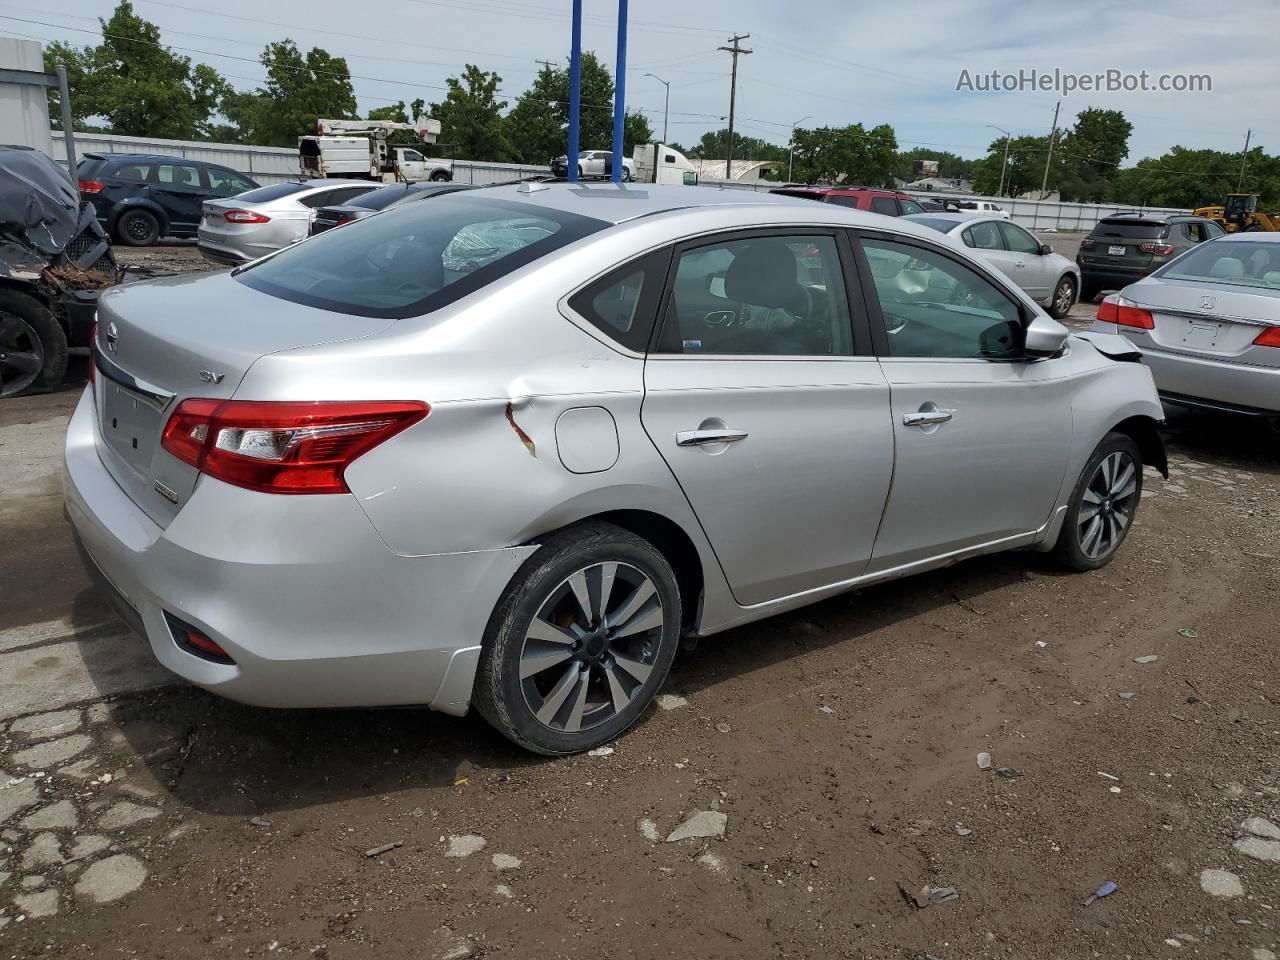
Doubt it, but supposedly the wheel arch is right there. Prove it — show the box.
[1108,414,1168,478]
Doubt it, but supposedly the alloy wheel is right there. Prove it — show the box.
[519,561,664,734]
[0,312,45,398]
[1054,278,1075,315]
[1077,451,1138,560]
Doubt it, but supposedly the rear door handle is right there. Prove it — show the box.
[676,428,749,446]
[903,409,954,427]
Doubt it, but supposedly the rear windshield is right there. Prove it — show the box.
[1091,219,1168,240]
[234,181,315,204]
[236,195,607,318]
[907,217,959,234]
[76,157,105,178]
[346,184,414,211]
[1157,240,1280,289]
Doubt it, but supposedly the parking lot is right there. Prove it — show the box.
[1,238,1279,959]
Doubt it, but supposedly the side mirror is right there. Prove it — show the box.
[1039,243,1053,255]
[1024,313,1069,358]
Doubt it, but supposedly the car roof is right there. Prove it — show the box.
[470,181,806,225]
[87,153,230,167]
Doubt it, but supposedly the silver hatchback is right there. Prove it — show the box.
[197,179,381,265]
[66,183,1166,754]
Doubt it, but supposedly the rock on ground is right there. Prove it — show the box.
[491,853,521,870]
[666,810,727,842]
[20,799,79,831]
[97,801,160,831]
[12,733,92,769]
[69,834,111,860]
[0,776,40,822]
[1234,836,1280,863]
[9,710,82,740]
[445,834,486,858]
[657,694,688,711]
[74,853,147,904]
[638,818,660,842]
[14,888,58,918]
[1240,817,1280,841]
[21,832,62,869]
[1199,868,1244,898]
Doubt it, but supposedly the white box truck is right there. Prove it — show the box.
[299,118,453,182]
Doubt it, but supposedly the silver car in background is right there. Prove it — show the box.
[66,184,1166,755]
[1092,232,1280,424]
[197,179,381,265]
[905,213,1081,318]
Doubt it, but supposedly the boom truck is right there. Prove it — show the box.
[299,118,453,183]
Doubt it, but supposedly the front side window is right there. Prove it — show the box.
[999,222,1041,255]
[861,238,1023,359]
[899,198,924,216]
[400,150,425,163]
[237,195,606,318]
[655,235,853,357]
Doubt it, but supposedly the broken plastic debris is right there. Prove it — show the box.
[904,883,959,908]
[1177,628,1198,638]
[1083,881,1118,906]
[586,746,614,757]
[1134,655,1159,664]
[996,767,1024,779]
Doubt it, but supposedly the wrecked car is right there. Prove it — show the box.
[1,145,122,398]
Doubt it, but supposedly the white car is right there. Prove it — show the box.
[552,150,636,181]
[904,213,1081,319]
[957,199,1011,220]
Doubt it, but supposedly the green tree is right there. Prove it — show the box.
[893,147,976,183]
[429,65,510,161]
[788,123,898,186]
[1055,108,1133,201]
[1111,146,1280,209]
[220,41,356,147]
[504,64,566,164]
[44,1,228,138]
[693,129,786,163]
[971,134,1050,197]
[622,111,654,155]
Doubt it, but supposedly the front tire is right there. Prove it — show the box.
[621,166,633,182]
[473,522,682,755]
[1079,280,1102,304]
[1048,275,1077,319]
[1052,432,1143,571]
[116,208,160,246]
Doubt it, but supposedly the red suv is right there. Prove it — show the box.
[769,185,925,216]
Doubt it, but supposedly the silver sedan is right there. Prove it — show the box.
[65,183,1166,754]
[904,213,1081,319]
[1091,232,1280,422]
[197,179,381,265]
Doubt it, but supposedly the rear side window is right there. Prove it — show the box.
[155,163,201,187]
[1093,219,1168,240]
[870,197,898,216]
[237,195,606,318]
[109,162,152,182]
[235,181,315,204]
[567,251,669,352]
[824,195,861,208]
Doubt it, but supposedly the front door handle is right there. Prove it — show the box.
[676,428,749,446]
[903,409,955,427]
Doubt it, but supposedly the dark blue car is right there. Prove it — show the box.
[76,153,259,246]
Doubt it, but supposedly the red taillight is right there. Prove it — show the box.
[223,209,270,224]
[335,214,356,227]
[1254,326,1280,348]
[1096,295,1155,330]
[1139,242,1175,256]
[161,400,429,494]
[78,179,104,195]
[1080,238,1095,249]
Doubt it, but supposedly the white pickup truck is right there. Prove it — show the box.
[299,118,453,183]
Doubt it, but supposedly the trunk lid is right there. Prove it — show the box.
[93,271,397,526]
[1124,277,1280,360]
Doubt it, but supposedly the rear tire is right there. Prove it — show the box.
[1052,432,1143,571]
[116,208,160,246]
[429,170,451,182]
[1079,281,1102,304]
[0,290,67,398]
[473,521,682,755]
[1047,275,1077,319]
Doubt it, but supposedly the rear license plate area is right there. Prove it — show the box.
[1180,320,1221,350]
[1107,245,1126,256]
[100,381,162,475]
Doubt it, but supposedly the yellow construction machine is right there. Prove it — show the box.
[1193,193,1280,233]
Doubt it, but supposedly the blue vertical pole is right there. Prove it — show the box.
[567,0,582,183]
[611,0,628,183]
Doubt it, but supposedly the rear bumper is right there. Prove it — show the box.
[62,387,534,714]
[1078,264,1151,287]
[1139,346,1280,416]
[196,240,252,266]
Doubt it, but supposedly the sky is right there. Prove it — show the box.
[4,0,1277,163]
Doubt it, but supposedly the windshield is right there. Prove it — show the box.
[236,195,607,318]
[1157,240,1280,289]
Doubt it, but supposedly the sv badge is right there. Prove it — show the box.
[199,370,225,384]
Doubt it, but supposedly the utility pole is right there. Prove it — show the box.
[718,33,751,180]
[534,59,555,72]
[1039,100,1060,200]
[1237,128,1252,190]
[645,73,670,143]
[788,114,812,183]
[986,123,1010,198]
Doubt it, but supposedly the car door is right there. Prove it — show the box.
[854,232,1073,572]
[999,221,1052,300]
[397,149,427,180]
[960,220,1022,285]
[640,230,895,606]
[151,162,206,231]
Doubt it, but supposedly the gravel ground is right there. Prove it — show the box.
[1,241,1277,959]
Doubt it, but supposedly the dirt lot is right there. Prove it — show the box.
[1,242,1279,959]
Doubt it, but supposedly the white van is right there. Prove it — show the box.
[957,199,1010,220]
